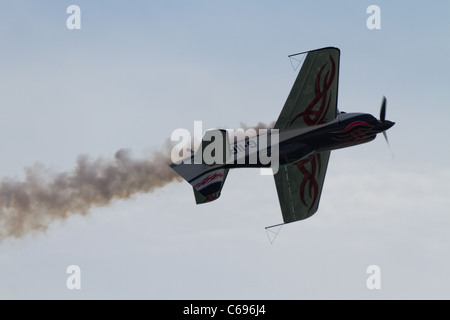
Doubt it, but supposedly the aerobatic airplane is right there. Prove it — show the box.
[170,47,395,227]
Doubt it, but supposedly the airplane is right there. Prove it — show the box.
[170,47,395,228]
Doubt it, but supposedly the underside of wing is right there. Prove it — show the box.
[274,151,330,223]
[275,47,340,131]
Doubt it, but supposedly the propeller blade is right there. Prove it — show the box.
[383,131,394,159]
[380,96,387,122]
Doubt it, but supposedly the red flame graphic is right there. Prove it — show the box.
[289,56,335,212]
[193,172,223,189]
[290,55,336,127]
[205,192,220,202]
[332,121,377,148]
[294,153,322,213]
[334,121,373,133]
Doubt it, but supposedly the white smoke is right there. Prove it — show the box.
[0,122,275,241]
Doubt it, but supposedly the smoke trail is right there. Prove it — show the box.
[239,121,275,131]
[0,122,275,241]
[0,141,181,241]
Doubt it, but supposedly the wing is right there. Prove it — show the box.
[274,151,330,223]
[275,47,340,131]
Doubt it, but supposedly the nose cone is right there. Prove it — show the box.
[379,120,395,131]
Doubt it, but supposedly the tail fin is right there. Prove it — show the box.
[192,168,229,204]
[170,129,230,204]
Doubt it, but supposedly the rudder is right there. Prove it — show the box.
[170,129,231,204]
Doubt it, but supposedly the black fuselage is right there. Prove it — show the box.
[228,112,394,168]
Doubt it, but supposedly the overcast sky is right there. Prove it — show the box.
[0,1,449,299]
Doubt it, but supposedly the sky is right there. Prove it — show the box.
[0,0,449,299]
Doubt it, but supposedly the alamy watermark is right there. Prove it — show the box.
[366,5,381,30]
[66,5,81,30]
[171,121,280,175]
[366,265,381,290]
[66,265,81,290]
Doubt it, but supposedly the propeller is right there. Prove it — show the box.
[379,96,394,158]
[383,130,394,158]
[380,96,386,122]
